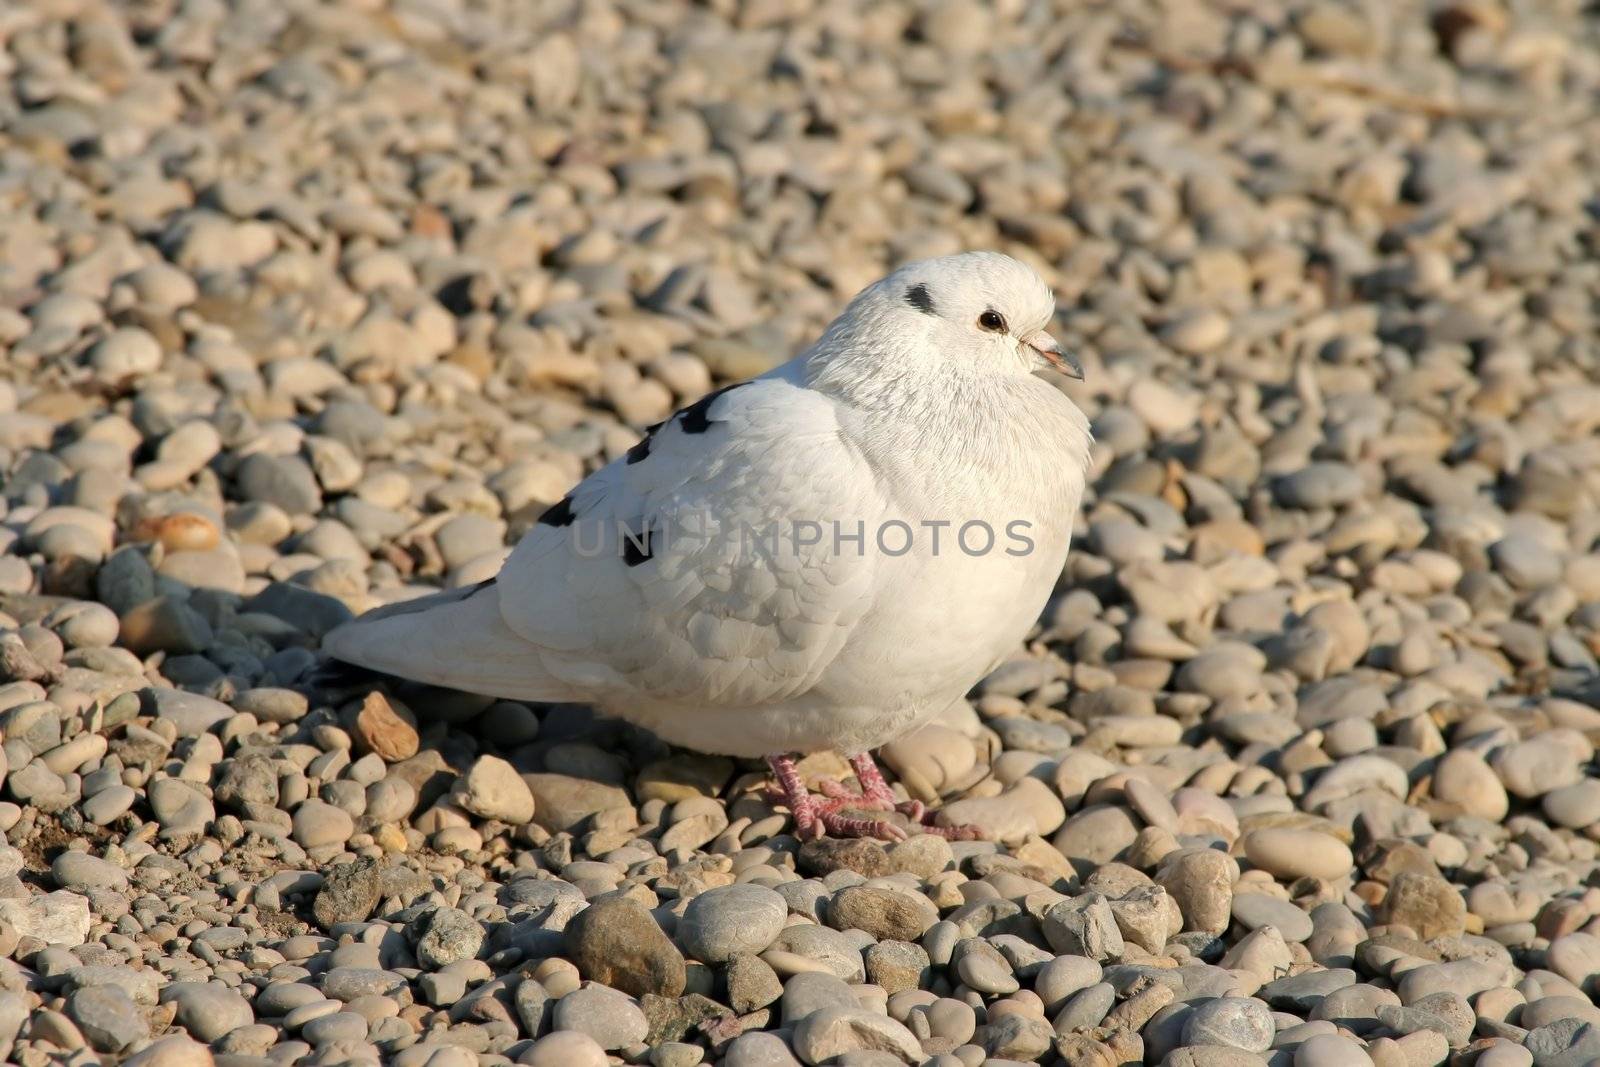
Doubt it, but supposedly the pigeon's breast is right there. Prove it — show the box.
[819,375,1090,715]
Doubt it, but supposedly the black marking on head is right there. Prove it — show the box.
[622,525,652,566]
[625,435,651,465]
[538,496,576,527]
[678,381,750,435]
[906,283,936,316]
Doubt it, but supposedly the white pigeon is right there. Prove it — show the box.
[324,251,1093,839]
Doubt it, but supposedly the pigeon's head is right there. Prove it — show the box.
[864,252,1083,380]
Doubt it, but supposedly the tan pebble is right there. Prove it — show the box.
[1244,829,1354,881]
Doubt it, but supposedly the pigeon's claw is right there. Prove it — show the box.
[925,819,985,841]
[819,810,908,841]
[766,752,985,842]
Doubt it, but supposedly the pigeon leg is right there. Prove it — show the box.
[765,754,982,841]
[848,752,985,842]
[846,752,902,807]
[765,754,907,841]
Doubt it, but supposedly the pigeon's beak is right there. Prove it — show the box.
[1024,331,1084,380]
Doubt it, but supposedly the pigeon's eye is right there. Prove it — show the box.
[977,310,1007,333]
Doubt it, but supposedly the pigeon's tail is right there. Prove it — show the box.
[320,579,572,702]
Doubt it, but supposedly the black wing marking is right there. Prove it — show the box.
[538,496,576,527]
[679,381,751,434]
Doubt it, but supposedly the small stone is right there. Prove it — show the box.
[791,1007,922,1064]
[51,851,128,892]
[145,687,233,736]
[827,886,936,941]
[1243,829,1354,881]
[1294,1033,1374,1066]
[1395,958,1509,1003]
[82,784,136,825]
[727,953,784,1012]
[1547,931,1600,989]
[781,972,861,1025]
[1161,310,1231,354]
[524,773,634,833]
[293,799,355,849]
[677,884,787,964]
[954,938,1018,995]
[66,985,148,1052]
[214,755,279,812]
[119,597,213,655]
[0,890,91,946]
[1489,534,1561,589]
[1430,749,1508,821]
[1108,884,1177,954]
[347,691,419,762]
[1035,955,1104,1013]
[565,896,687,998]
[1275,463,1366,509]
[147,778,214,835]
[313,857,383,930]
[235,452,323,514]
[1231,894,1314,943]
[414,906,484,969]
[1381,872,1466,940]
[863,941,930,995]
[1157,849,1237,933]
[1041,894,1125,961]
[1492,733,1585,799]
[522,1030,609,1067]
[797,837,892,877]
[233,687,309,724]
[163,982,254,1042]
[88,327,163,379]
[553,984,650,1050]
[122,1036,216,1067]
[723,1031,803,1067]
[637,754,734,802]
[977,1011,1054,1060]
[1182,996,1275,1052]
[456,754,536,823]
[1542,779,1600,829]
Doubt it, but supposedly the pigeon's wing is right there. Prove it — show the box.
[493,373,884,707]
[321,577,570,699]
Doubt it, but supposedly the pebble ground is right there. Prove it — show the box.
[2,1,1600,1066]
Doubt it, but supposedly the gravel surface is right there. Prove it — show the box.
[3,0,1600,1065]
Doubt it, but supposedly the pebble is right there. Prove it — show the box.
[828,886,937,941]
[0,890,91,946]
[521,1031,609,1067]
[565,895,687,998]
[66,986,148,1052]
[413,906,484,969]
[1231,894,1313,944]
[1182,997,1275,1052]
[553,984,650,1049]
[1295,1034,1374,1066]
[162,983,254,1042]
[456,753,536,822]
[677,884,787,964]
[1242,830,1354,882]
[791,1007,922,1064]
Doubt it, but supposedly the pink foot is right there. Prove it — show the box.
[766,753,984,841]
[846,752,984,841]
